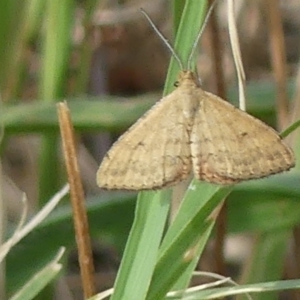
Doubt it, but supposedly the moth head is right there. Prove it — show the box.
[174,71,199,88]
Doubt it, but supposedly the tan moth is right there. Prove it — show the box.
[96,9,295,191]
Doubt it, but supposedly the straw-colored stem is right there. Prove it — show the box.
[57,102,95,299]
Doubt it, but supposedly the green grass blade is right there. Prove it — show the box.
[111,1,209,299]
[146,182,232,300]
[0,0,28,100]
[145,1,232,298]
[38,0,74,203]
[1,79,296,134]
[110,190,171,300]
[280,119,300,138]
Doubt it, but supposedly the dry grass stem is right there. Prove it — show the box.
[57,102,96,299]
[0,185,69,262]
[227,0,246,111]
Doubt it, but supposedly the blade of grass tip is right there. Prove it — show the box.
[110,190,171,300]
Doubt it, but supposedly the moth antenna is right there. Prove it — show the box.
[187,1,217,70]
[140,8,184,70]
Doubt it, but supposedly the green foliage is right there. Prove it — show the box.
[1,0,300,299]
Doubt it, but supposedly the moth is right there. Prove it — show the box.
[96,9,295,191]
